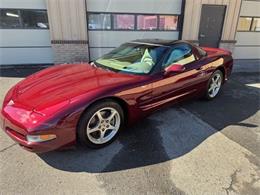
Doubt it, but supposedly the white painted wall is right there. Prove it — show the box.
[0,0,53,65]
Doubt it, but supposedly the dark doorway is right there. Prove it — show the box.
[198,5,226,48]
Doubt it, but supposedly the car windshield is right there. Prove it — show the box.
[94,43,167,74]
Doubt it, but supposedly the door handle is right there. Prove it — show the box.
[200,34,206,38]
[196,67,203,71]
[196,67,206,76]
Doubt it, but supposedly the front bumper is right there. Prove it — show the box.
[0,109,75,153]
[5,127,56,153]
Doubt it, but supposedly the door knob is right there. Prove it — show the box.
[200,34,206,38]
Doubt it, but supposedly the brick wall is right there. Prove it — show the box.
[52,43,89,64]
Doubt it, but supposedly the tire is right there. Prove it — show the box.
[205,70,223,100]
[77,100,124,149]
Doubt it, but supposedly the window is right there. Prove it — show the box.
[113,14,135,30]
[0,9,49,29]
[0,9,22,28]
[21,10,48,29]
[237,16,260,32]
[163,44,195,68]
[137,15,157,30]
[159,15,178,30]
[251,18,260,31]
[87,12,180,31]
[237,17,252,31]
[88,13,111,30]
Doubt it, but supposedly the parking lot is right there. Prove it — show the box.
[0,67,259,194]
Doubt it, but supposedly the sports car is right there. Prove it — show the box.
[0,39,233,153]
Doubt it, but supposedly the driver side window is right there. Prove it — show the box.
[163,44,196,68]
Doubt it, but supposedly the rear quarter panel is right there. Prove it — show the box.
[223,55,233,80]
[202,47,233,81]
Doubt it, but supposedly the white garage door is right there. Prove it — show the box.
[234,1,260,59]
[86,0,183,60]
[0,0,53,65]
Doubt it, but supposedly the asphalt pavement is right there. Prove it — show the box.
[0,66,259,195]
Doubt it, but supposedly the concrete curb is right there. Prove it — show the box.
[233,59,260,73]
[0,64,54,70]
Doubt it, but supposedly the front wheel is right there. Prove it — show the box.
[77,100,124,148]
[205,70,223,100]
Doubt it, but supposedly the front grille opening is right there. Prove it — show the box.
[6,127,26,140]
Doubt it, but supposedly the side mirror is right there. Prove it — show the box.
[164,64,185,75]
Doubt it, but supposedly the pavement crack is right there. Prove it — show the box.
[223,169,240,195]
[0,143,17,153]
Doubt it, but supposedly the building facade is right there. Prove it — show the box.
[0,0,259,65]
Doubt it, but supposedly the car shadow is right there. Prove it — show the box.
[39,110,217,173]
[183,73,260,129]
[182,72,260,156]
[38,72,260,173]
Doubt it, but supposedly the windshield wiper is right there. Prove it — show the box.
[90,61,97,67]
[93,61,116,73]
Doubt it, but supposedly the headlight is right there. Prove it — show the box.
[3,86,15,107]
[26,134,56,143]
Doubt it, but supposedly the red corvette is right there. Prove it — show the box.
[0,40,233,153]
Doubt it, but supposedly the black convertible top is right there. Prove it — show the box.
[129,39,192,47]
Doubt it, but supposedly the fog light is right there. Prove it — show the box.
[26,134,56,143]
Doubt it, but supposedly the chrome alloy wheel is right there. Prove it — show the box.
[208,73,222,98]
[86,107,121,144]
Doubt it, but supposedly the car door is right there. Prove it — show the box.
[151,43,206,108]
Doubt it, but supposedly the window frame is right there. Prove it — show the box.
[136,14,158,31]
[88,13,112,30]
[87,12,180,32]
[159,15,179,31]
[237,16,260,32]
[0,9,23,29]
[20,9,49,29]
[0,8,49,30]
[237,16,253,32]
[251,17,260,32]
[111,13,136,31]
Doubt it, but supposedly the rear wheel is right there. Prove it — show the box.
[77,100,124,148]
[205,70,223,100]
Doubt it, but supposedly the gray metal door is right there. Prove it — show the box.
[198,5,226,48]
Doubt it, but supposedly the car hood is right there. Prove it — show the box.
[12,63,143,113]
